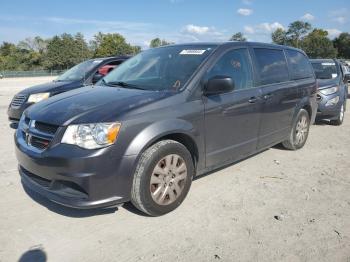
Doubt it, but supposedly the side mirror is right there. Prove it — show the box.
[344,73,350,83]
[92,73,104,84]
[203,76,235,96]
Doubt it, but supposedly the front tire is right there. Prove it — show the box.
[131,140,194,216]
[330,103,345,126]
[282,109,310,150]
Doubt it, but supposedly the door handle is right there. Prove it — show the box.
[248,97,258,103]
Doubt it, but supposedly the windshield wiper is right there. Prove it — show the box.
[106,81,145,90]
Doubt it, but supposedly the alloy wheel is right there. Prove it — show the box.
[150,154,187,205]
[340,104,344,122]
[295,115,308,145]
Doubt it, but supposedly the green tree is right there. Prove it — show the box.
[45,33,90,70]
[229,32,246,41]
[149,38,172,48]
[73,32,91,61]
[301,29,337,58]
[91,32,137,57]
[286,21,312,48]
[271,28,288,45]
[18,36,47,53]
[333,33,350,59]
[0,42,29,70]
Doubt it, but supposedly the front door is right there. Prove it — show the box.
[203,48,262,167]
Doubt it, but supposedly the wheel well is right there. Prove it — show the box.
[302,104,312,118]
[153,133,199,167]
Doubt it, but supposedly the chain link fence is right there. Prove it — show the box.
[0,70,66,78]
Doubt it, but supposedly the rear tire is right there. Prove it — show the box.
[282,109,310,150]
[330,102,345,126]
[131,140,194,216]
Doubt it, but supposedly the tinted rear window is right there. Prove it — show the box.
[286,50,313,80]
[254,48,289,85]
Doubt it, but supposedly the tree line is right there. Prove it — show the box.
[1,22,349,72]
[229,21,350,59]
[0,32,142,71]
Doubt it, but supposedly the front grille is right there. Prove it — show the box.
[11,94,27,108]
[21,118,59,151]
[30,136,51,150]
[35,121,59,135]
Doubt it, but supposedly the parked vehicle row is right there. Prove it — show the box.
[13,42,319,216]
[7,56,130,128]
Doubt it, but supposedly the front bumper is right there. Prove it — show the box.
[7,103,32,128]
[15,129,137,209]
[316,92,343,120]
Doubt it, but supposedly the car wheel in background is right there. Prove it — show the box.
[131,140,194,216]
[331,102,345,126]
[282,109,310,150]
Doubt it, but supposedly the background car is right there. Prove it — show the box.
[311,59,349,125]
[7,56,131,128]
[340,62,350,92]
[98,64,118,76]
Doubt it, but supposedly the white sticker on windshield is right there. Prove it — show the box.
[93,60,103,63]
[322,62,335,66]
[332,73,338,78]
[180,50,206,55]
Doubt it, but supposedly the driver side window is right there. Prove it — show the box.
[206,48,254,90]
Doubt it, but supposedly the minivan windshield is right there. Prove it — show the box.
[311,61,338,80]
[56,60,101,82]
[102,45,217,91]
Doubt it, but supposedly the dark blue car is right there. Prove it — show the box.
[8,56,130,128]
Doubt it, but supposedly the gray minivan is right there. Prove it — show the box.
[15,42,317,216]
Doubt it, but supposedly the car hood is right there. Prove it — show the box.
[18,80,81,95]
[26,85,171,126]
[317,78,338,90]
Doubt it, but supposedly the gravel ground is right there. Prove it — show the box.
[0,77,349,262]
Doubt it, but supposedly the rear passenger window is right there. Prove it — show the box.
[206,48,253,90]
[254,48,289,85]
[286,50,313,80]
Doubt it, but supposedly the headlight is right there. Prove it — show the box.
[319,86,338,96]
[28,92,50,103]
[61,122,121,149]
[325,96,339,107]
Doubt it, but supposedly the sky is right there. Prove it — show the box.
[0,0,349,48]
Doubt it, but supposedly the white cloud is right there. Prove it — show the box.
[257,22,284,33]
[180,24,228,43]
[329,8,348,24]
[244,25,255,34]
[242,0,253,5]
[333,17,346,24]
[44,17,151,31]
[327,28,342,39]
[169,0,184,3]
[243,22,285,42]
[237,8,253,16]
[182,24,211,35]
[301,13,315,21]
